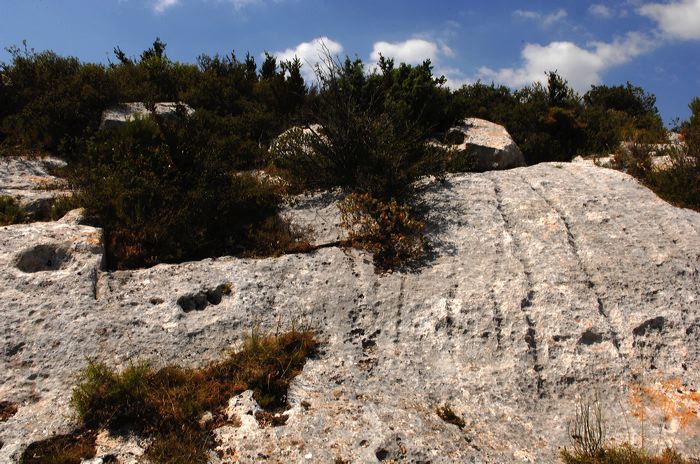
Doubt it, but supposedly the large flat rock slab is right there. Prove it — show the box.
[1,163,699,462]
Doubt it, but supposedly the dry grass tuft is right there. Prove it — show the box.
[21,330,318,464]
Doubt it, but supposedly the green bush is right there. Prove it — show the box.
[582,82,666,153]
[71,116,308,269]
[1,42,117,157]
[271,54,447,199]
[609,97,699,211]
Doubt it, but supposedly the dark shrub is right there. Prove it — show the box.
[0,43,117,157]
[271,53,447,199]
[72,116,307,269]
[582,82,666,153]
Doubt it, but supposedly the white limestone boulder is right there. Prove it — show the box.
[442,117,526,172]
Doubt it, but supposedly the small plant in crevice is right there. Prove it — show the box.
[0,400,18,421]
[559,394,696,464]
[436,404,466,429]
[49,195,82,221]
[560,444,694,464]
[20,429,97,464]
[0,195,25,226]
[339,192,428,272]
[21,330,318,464]
[567,394,606,459]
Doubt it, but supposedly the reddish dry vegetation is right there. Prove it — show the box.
[0,401,18,422]
[20,330,318,464]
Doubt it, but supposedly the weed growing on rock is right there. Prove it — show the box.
[436,404,466,429]
[560,445,693,464]
[339,193,428,272]
[0,195,25,225]
[0,400,18,421]
[23,330,318,464]
[567,395,606,458]
[560,395,695,464]
[49,195,81,221]
[20,430,97,464]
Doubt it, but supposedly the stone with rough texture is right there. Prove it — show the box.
[441,117,526,172]
[100,102,195,130]
[0,156,71,220]
[1,163,699,463]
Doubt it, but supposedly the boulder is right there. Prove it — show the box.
[100,102,195,130]
[1,163,699,463]
[442,117,526,172]
[269,124,327,159]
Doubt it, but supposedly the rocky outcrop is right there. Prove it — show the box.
[269,124,326,160]
[100,102,195,129]
[0,156,71,220]
[1,163,699,463]
[441,117,526,172]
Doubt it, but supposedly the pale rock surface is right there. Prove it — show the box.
[441,118,526,172]
[100,102,195,130]
[0,156,71,220]
[268,124,327,165]
[1,163,699,463]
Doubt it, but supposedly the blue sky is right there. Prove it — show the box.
[1,0,699,124]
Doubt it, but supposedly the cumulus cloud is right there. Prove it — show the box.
[513,8,568,27]
[367,38,467,88]
[589,4,613,18]
[638,0,700,40]
[477,32,656,92]
[369,39,440,65]
[272,37,343,82]
[152,0,179,13]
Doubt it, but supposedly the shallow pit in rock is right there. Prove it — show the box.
[15,244,71,273]
[177,283,232,312]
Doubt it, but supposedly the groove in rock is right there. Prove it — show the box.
[492,178,546,396]
[519,173,621,357]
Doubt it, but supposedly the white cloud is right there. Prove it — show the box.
[638,0,700,40]
[272,37,344,82]
[438,67,473,89]
[513,8,568,27]
[477,32,656,92]
[589,4,613,18]
[148,0,283,13]
[152,0,179,13]
[370,39,440,65]
[225,0,265,10]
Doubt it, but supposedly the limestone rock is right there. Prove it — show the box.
[442,117,526,172]
[0,156,71,221]
[1,163,699,463]
[100,102,195,130]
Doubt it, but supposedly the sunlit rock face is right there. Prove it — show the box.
[1,163,699,463]
[440,117,526,172]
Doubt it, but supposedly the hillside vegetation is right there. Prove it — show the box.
[1,39,697,270]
